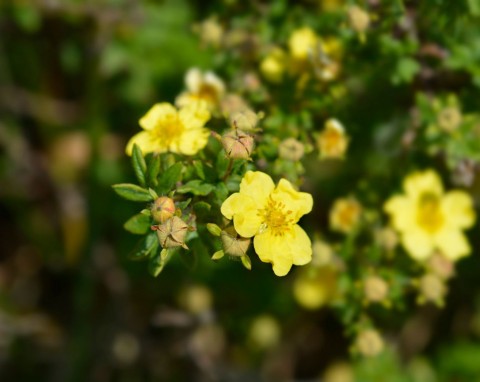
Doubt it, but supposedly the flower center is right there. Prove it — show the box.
[197,84,218,104]
[258,197,294,236]
[417,192,444,234]
[154,114,183,147]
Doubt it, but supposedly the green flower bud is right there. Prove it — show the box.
[229,109,259,131]
[221,129,254,160]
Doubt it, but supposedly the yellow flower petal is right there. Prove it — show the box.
[441,191,475,229]
[139,103,177,131]
[403,170,443,199]
[254,230,293,276]
[290,225,312,265]
[435,229,471,261]
[272,179,313,222]
[175,128,210,155]
[401,230,434,261]
[125,131,167,156]
[221,193,262,237]
[239,171,275,209]
[179,102,211,130]
[384,195,414,231]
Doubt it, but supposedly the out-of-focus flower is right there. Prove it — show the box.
[229,109,259,131]
[176,68,225,110]
[221,129,254,159]
[194,17,223,48]
[156,216,189,249]
[437,106,462,133]
[317,119,349,159]
[375,227,399,252]
[320,0,344,12]
[248,315,281,350]
[126,102,210,156]
[347,5,371,34]
[354,329,384,357]
[323,362,354,382]
[384,169,475,261]
[329,197,362,234]
[417,273,446,306]
[260,48,286,83]
[289,27,318,61]
[151,197,176,224]
[179,284,213,315]
[293,265,337,309]
[278,138,305,161]
[220,94,249,117]
[311,238,334,267]
[426,252,454,280]
[310,37,343,81]
[363,275,389,304]
[221,171,313,276]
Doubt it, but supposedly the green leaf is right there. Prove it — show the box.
[193,201,211,218]
[147,154,161,187]
[241,254,252,270]
[392,57,420,85]
[129,232,158,260]
[207,223,222,236]
[158,162,183,194]
[112,183,154,202]
[177,180,216,196]
[212,250,224,260]
[193,161,205,180]
[148,248,172,277]
[214,182,229,203]
[124,213,151,235]
[132,144,147,187]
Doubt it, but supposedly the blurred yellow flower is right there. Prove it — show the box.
[317,119,349,159]
[347,5,371,34]
[329,197,362,233]
[176,68,225,110]
[288,27,318,61]
[221,171,313,276]
[354,329,384,357]
[384,169,475,261]
[260,48,286,83]
[293,265,337,309]
[126,102,210,156]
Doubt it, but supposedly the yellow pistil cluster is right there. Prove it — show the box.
[384,169,475,261]
[221,171,313,276]
[126,102,210,156]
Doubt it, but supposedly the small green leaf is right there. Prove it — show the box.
[193,201,211,216]
[193,161,205,180]
[147,154,161,187]
[132,144,147,187]
[124,213,151,234]
[176,198,192,210]
[212,250,224,260]
[158,162,183,194]
[148,188,159,200]
[214,182,229,202]
[129,232,158,260]
[112,183,154,202]
[177,180,216,196]
[241,254,252,270]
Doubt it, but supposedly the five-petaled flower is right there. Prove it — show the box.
[384,169,475,262]
[221,171,313,276]
[126,102,210,156]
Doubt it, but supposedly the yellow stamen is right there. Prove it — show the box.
[258,197,294,236]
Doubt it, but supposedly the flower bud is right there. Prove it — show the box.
[427,252,454,280]
[418,273,446,305]
[220,226,251,257]
[156,216,189,249]
[221,129,254,159]
[311,239,333,267]
[278,138,305,161]
[355,329,384,357]
[206,223,222,236]
[363,276,389,303]
[229,109,259,131]
[151,197,176,223]
[437,106,462,132]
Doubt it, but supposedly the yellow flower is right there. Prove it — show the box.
[260,48,286,83]
[347,5,371,34]
[126,102,210,156]
[288,27,318,61]
[329,197,362,233]
[293,265,337,309]
[176,68,225,110]
[384,169,475,261]
[221,171,313,276]
[317,118,349,159]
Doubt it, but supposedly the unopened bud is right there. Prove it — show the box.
[207,223,222,236]
[355,329,384,357]
[278,138,305,161]
[347,5,370,34]
[363,276,389,303]
[418,273,446,305]
[221,129,254,159]
[220,226,251,257]
[229,109,259,131]
[151,197,176,223]
[156,216,189,249]
[437,106,462,133]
